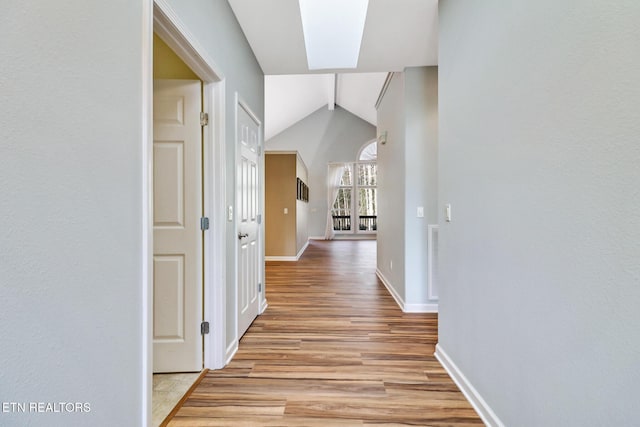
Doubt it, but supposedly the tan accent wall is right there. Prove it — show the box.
[265,153,297,256]
[153,33,199,79]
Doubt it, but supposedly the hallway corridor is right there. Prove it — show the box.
[166,240,482,426]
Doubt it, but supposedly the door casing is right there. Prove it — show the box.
[143,1,228,424]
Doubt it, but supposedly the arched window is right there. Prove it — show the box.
[327,140,378,237]
[358,140,377,161]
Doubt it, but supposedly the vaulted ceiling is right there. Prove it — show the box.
[228,0,439,140]
[228,0,439,74]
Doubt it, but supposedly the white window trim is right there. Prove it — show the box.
[331,160,377,235]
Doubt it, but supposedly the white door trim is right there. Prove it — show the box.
[141,2,153,426]
[143,0,227,424]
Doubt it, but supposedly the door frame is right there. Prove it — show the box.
[142,0,227,424]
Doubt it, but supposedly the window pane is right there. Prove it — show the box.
[358,188,377,216]
[339,164,352,186]
[357,163,377,186]
[358,188,377,231]
[332,188,351,231]
[359,141,377,161]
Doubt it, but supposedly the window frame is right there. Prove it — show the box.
[331,161,377,235]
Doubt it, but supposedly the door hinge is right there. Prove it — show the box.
[200,217,210,230]
[200,112,209,126]
[257,146,262,156]
[201,321,210,335]
[258,283,262,292]
[257,214,262,225]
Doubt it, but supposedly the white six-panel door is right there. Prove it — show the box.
[237,103,261,338]
[153,79,203,373]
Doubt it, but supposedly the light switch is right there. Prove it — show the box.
[417,207,424,218]
[284,208,288,214]
[445,204,452,222]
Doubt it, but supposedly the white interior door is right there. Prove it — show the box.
[237,103,261,338]
[153,79,203,373]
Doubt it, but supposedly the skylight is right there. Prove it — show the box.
[299,0,369,70]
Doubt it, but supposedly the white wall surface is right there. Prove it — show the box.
[376,68,439,309]
[438,1,640,426]
[164,0,264,349]
[266,106,376,237]
[266,73,386,141]
[0,2,144,426]
[336,73,387,126]
[403,67,438,306]
[376,73,407,300]
[265,74,334,140]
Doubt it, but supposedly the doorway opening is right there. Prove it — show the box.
[143,1,227,424]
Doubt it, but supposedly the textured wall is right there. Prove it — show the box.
[0,0,265,424]
[0,1,144,425]
[438,1,640,425]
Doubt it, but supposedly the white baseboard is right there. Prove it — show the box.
[225,340,238,365]
[376,269,438,313]
[375,269,405,311]
[334,234,376,240]
[265,255,297,261]
[260,298,268,314]
[435,344,505,427]
[405,302,438,313]
[309,235,376,241]
[265,240,310,262]
[297,240,309,259]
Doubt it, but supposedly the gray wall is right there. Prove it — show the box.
[0,1,144,426]
[404,67,438,305]
[438,1,640,426]
[266,106,376,237]
[164,0,264,349]
[0,1,263,425]
[376,73,407,299]
[377,68,438,308]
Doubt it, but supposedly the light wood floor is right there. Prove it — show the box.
[167,240,483,426]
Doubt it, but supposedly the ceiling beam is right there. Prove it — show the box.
[328,73,336,110]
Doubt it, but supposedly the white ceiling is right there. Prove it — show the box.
[265,74,334,140]
[265,73,387,140]
[231,0,438,140]
[228,0,439,75]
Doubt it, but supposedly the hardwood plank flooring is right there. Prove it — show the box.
[168,240,483,426]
